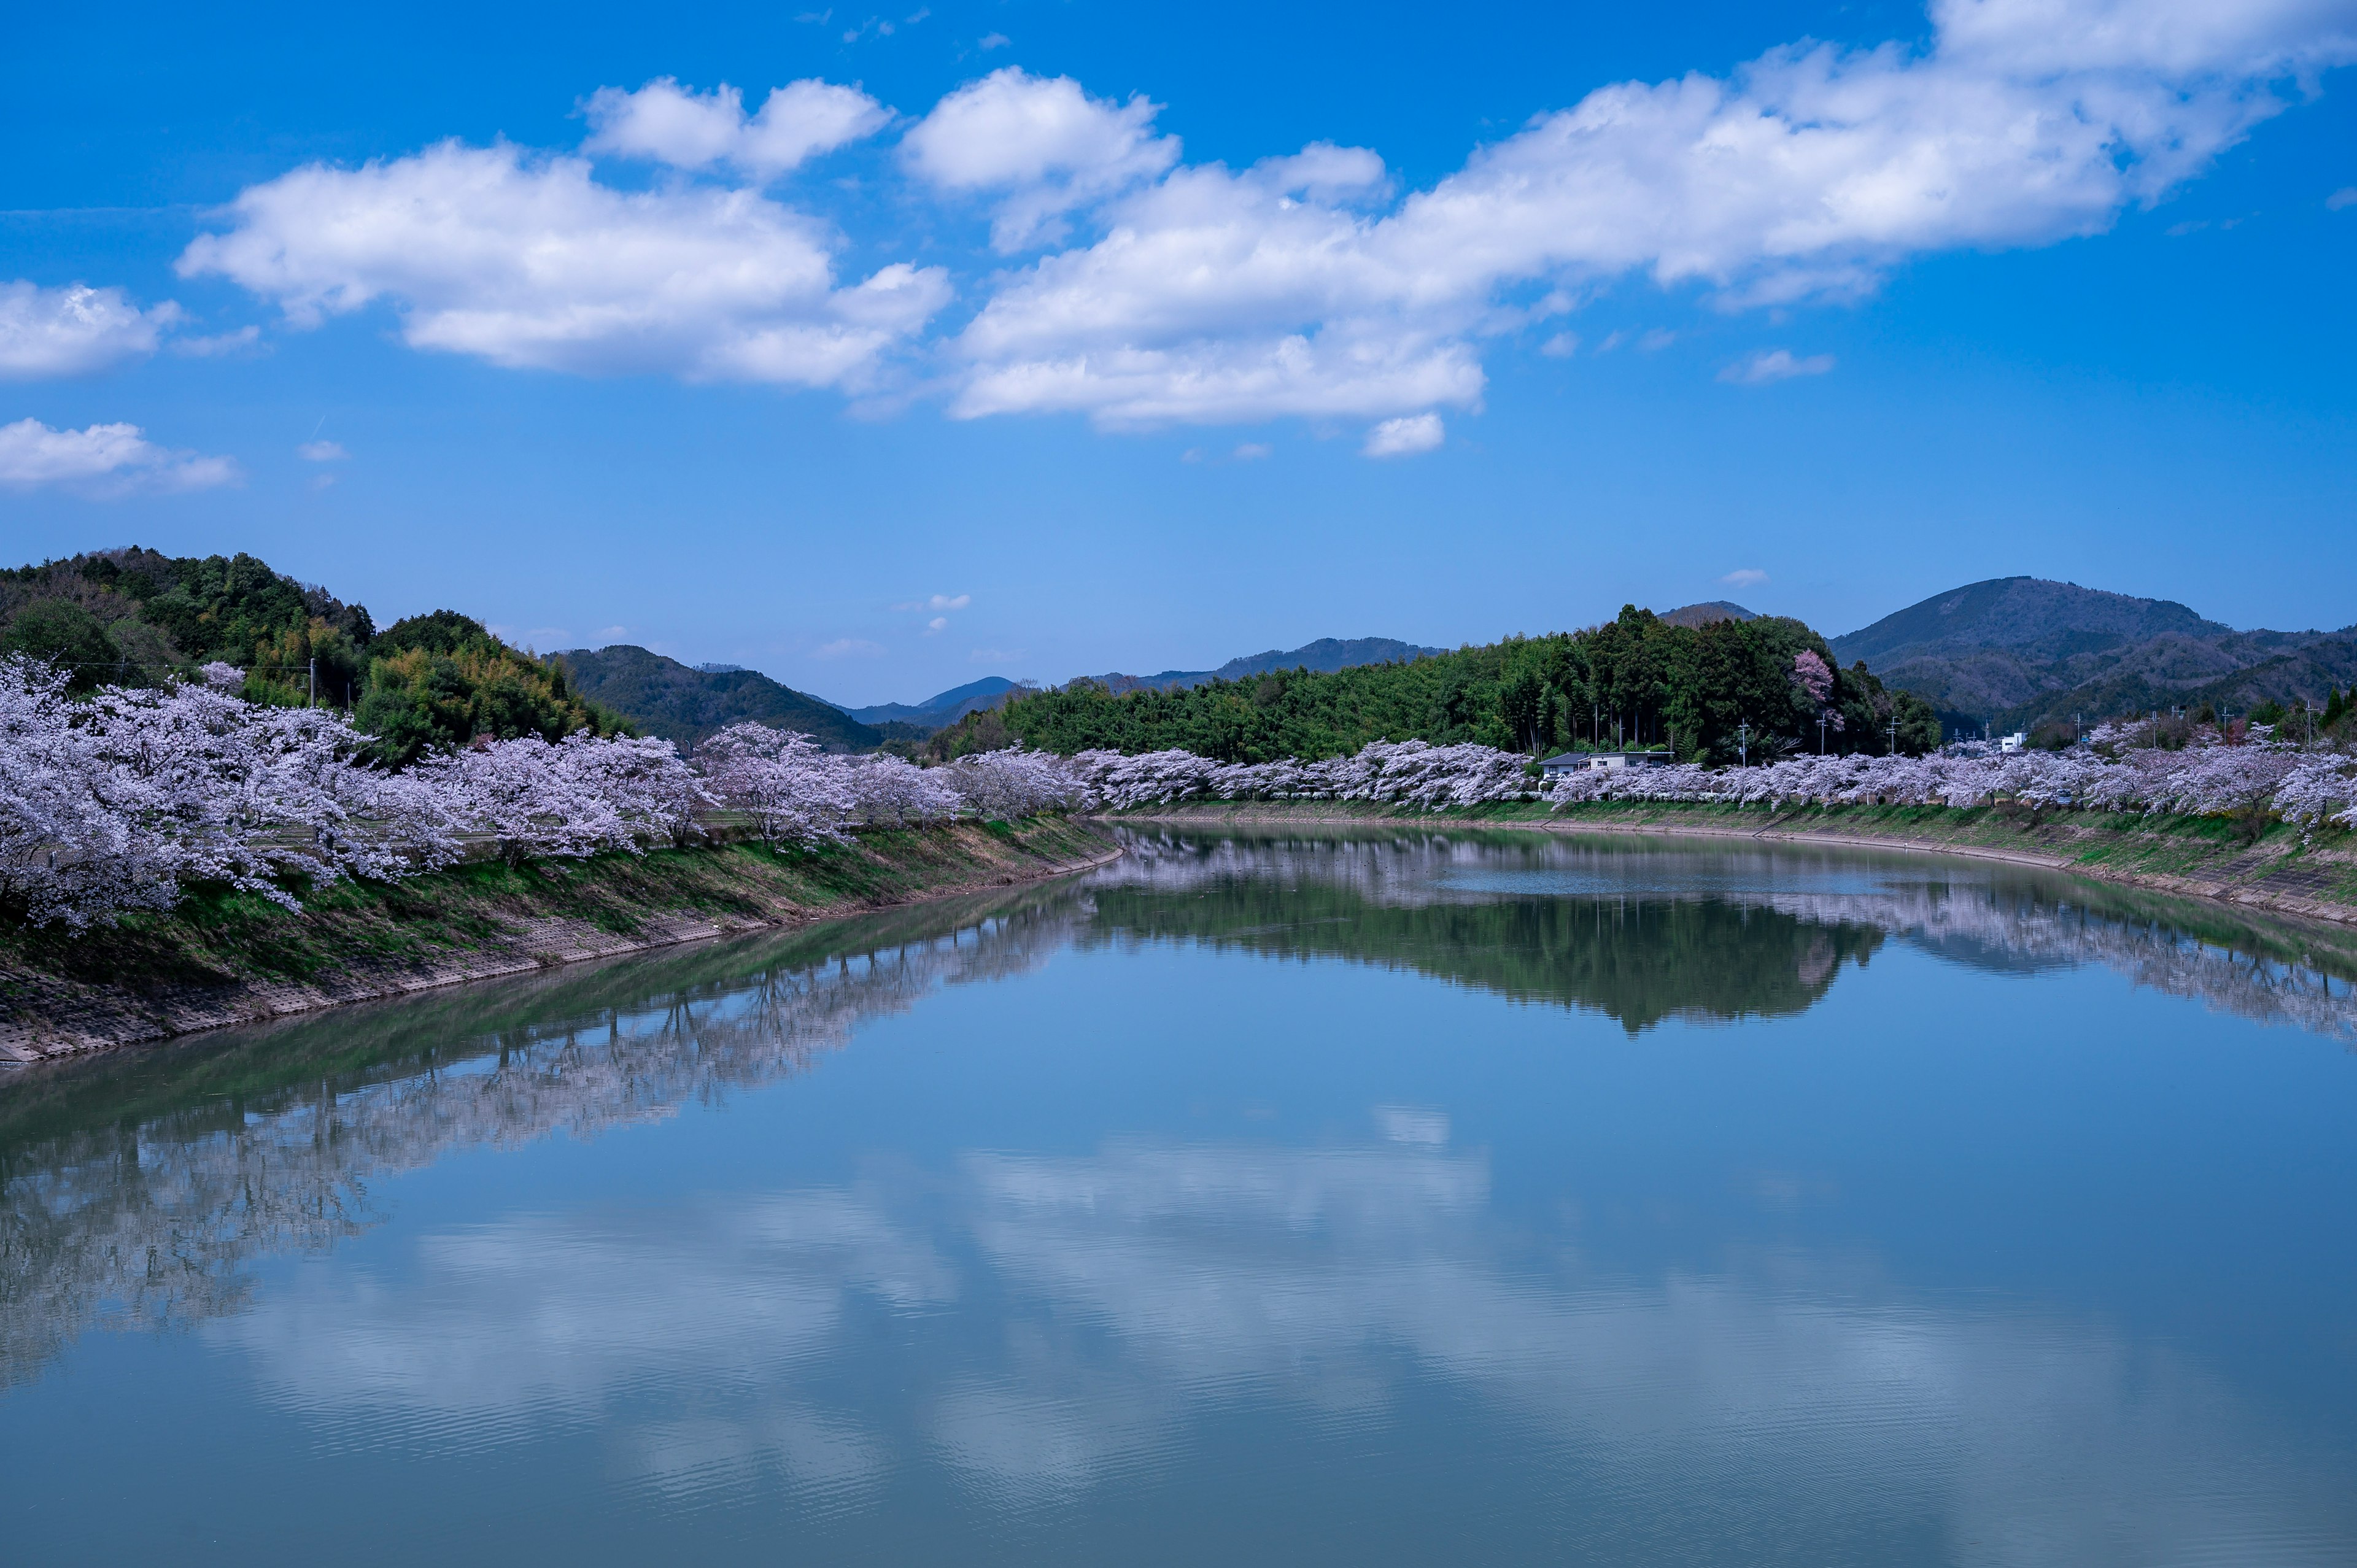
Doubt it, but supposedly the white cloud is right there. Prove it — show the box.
[1540,331,1579,358]
[178,141,948,388]
[1720,349,1835,384]
[171,324,263,358]
[0,281,179,379]
[979,32,1010,50]
[940,0,2355,427]
[1721,568,1771,587]
[297,439,349,461]
[815,637,886,659]
[175,0,2357,433]
[1233,442,1272,459]
[0,417,239,495]
[894,592,970,612]
[583,77,889,177]
[926,616,948,633]
[2330,186,2357,209]
[969,647,1026,663]
[902,69,1181,250]
[1363,412,1443,458]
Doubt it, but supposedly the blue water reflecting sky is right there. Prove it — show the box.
[4,832,2355,1564]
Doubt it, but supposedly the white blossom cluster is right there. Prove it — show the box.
[1,655,417,929]
[1053,732,2357,834]
[1066,740,1542,813]
[1538,743,2357,828]
[0,658,1080,929]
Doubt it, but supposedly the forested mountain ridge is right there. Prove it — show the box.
[1832,577,2357,730]
[983,606,1940,764]
[557,644,881,751]
[831,676,1020,730]
[1,548,619,764]
[1078,636,1447,695]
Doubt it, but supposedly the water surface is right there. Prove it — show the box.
[6,828,2356,1565]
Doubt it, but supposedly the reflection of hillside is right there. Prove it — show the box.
[0,887,1084,1389]
[1086,873,1880,1032]
[1091,828,2357,1040]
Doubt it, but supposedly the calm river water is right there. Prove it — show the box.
[6,827,2357,1566]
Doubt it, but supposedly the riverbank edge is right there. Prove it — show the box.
[1099,800,2357,927]
[0,818,1121,1066]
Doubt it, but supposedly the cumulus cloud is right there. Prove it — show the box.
[177,142,948,388]
[2330,186,2357,209]
[894,592,970,612]
[297,439,349,461]
[815,637,886,659]
[1363,412,1444,457]
[583,77,889,177]
[902,69,1181,250]
[1233,442,1271,459]
[179,0,2356,431]
[1720,349,1835,384]
[940,0,2356,426]
[0,417,239,495]
[1721,568,1771,587]
[171,324,263,358]
[0,281,180,379]
[926,616,948,634]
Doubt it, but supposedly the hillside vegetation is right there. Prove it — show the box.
[986,605,1941,763]
[557,643,880,751]
[1,548,620,764]
[1832,576,2357,732]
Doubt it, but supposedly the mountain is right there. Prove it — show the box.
[1830,577,2357,729]
[1656,601,1759,629]
[1082,636,1447,695]
[1,547,618,764]
[832,676,1021,730]
[555,645,881,751]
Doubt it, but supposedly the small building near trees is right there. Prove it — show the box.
[1540,751,1676,777]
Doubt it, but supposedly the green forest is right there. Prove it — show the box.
[0,548,622,765]
[989,606,1943,763]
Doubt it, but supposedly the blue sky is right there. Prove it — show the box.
[4,0,2354,705]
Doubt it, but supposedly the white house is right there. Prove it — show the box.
[1540,751,1675,777]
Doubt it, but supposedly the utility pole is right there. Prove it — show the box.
[1817,715,1827,754]
[1886,716,1898,755]
[308,657,316,708]
[1736,720,1751,767]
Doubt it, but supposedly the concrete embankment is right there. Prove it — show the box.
[0,817,1118,1064]
[1104,799,2357,927]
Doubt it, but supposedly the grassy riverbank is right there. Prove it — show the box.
[1109,798,2357,924]
[0,816,1115,1063]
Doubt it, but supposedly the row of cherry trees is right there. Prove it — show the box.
[1536,730,2357,826]
[1056,730,2357,830]
[1064,741,1543,812]
[1,660,1077,929]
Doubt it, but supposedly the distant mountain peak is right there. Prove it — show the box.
[555,645,878,751]
[1824,576,2346,732]
[1080,635,1446,696]
[1655,601,1759,629]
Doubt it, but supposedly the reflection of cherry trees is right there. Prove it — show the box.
[0,900,1077,1387]
[7,830,2357,1554]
